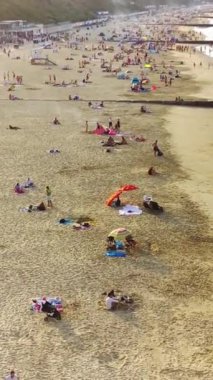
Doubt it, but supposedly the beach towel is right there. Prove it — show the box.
[105,250,126,258]
[119,205,142,216]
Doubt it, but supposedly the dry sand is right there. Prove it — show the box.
[0,22,212,380]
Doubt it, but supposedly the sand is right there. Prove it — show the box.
[0,19,212,380]
[164,50,213,227]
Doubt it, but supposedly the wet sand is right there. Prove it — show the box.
[165,50,213,227]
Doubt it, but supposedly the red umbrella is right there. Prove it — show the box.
[106,185,138,206]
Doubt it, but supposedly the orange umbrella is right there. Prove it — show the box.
[106,185,138,206]
[106,190,123,206]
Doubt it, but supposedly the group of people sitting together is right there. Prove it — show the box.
[101,136,128,147]
[106,234,137,252]
[104,290,134,311]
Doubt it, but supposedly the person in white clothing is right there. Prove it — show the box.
[5,370,18,380]
[105,290,119,310]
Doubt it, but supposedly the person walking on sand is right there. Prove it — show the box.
[46,186,53,208]
[5,370,19,380]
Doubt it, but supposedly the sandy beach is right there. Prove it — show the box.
[0,16,213,380]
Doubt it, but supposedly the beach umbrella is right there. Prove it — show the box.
[106,184,138,206]
[108,228,131,240]
[106,189,123,206]
[120,184,138,192]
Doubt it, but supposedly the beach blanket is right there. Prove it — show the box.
[31,297,63,313]
[119,205,142,216]
[105,250,126,258]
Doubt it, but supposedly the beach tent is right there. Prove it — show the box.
[106,184,138,206]
[117,71,128,80]
[144,63,152,69]
[131,77,140,85]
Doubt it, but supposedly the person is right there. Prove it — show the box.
[106,236,116,251]
[53,117,60,125]
[46,186,53,208]
[24,178,34,188]
[108,117,113,128]
[9,125,20,130]
[5,370,18,380]
[28,202,46,212]
[125,235,137,250]
[105,290,119,310]
[102,136,115,147]
[41,297,61,320]
[116,136,127,145]
[99,101,104,107]
[114,196,121,207]
[114,118,120,131]
[148,167,158,175]
[14,183,24,194]
[152,140,163,157]
[140,105,147,113]
[143,195,163,212]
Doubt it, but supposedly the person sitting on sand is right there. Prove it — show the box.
[102,136,115,147]
[116,136,127,145]
[114,118,121,132]
[14,183,24,194]
[143,195,163,212]
[148,167,158,176]
[105,290,119,310]
[99,101,104,107]
[24,178,34,188]
[53,117,61,125]
[114,196,121,208]
[152,140,163,157]
[140,106,147,113]
[125,235,137,250]
[106,236,116,251]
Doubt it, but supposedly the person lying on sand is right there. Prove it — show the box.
[148,167,159,176]
[28,202,46,212]
[130,135,146,142]
[53,117,61,125]
[49,148,60,154]
[8,125,21,130]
